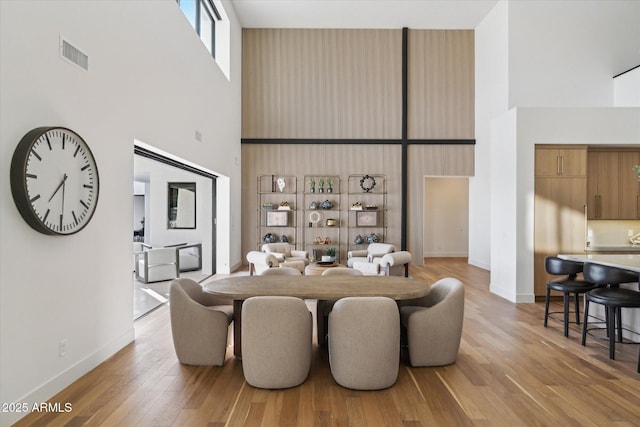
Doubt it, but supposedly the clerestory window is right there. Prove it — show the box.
[177,0,221,59]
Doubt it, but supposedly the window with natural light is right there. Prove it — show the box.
[177,0,230,79]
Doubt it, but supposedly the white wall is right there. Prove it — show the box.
[0,1,242,424]
[471,0,509,270]
[508,0,640,107]
[614,66,640,107]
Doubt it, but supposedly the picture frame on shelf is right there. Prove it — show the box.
[356,210,378,227]
[266,210,289,227]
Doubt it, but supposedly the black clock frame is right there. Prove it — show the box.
[10,126,100,235]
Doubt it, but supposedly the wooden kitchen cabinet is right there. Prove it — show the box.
[535,147,587,177]
[534,177,587,296]
[587,151,619,219]
[534,145,587,297]
[618,151,640,219]
[587,149,640,219]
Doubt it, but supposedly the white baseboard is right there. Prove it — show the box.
[230,259,243,272]
[1,327,134,426]
[468,257,490,271]
[423,252,469,258]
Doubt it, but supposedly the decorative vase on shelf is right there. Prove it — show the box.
[366,233,380,243]
[320,200,333,210]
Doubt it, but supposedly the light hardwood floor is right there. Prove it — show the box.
[15,258,640,426]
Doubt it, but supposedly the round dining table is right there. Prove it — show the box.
[203,275,430,358]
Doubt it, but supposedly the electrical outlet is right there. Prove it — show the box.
[59,339,67,357]
[629,229,634,237]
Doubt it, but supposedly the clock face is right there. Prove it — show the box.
[10,127,99,235]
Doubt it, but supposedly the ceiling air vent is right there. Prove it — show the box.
[60,37,88,71]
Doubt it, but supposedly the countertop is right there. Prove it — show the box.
[558,253,640,273]
[585,245,640,253]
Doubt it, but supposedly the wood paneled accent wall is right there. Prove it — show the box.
[242,29,402,139]
[241,28,475,265]
[241,144,403,261]
[408,30,474,139]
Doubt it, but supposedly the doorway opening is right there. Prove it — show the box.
[133,145,217,320]
[423,177,469,258]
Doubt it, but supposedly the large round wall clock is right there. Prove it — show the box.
[10,126,99,235]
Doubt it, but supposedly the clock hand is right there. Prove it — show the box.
[61,174,66,219]
[48,174,68,202]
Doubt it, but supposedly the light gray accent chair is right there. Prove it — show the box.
[136,247,179,283]
[241,296,313,389]
[246,250,278,275]
[132,242,151,273]
[328,297,400,390]
[169,278,233,366]
[174,243,202,272]
[316,267,363,347]
[400,277,465,367]
[261,242,310,266]
[259,266,302,276]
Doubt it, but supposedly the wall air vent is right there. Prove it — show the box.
[60,37,88,71]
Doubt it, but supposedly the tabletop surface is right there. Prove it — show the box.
[203,275,430,300]
[558,253,640,273]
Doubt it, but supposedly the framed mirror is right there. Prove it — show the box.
[168,182,196,229]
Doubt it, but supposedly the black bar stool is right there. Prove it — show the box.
[544,257,598,337]
[581,263,640,363]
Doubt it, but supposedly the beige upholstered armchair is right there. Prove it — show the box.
[261,242,309,266]
[400,278,465,367]
[169,278,233,366]
[347,243,396,268]
[260,266,302,276]
[241,296,312,388]
[329,297,400,390]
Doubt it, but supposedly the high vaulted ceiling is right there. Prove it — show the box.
[230,0,500,29]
